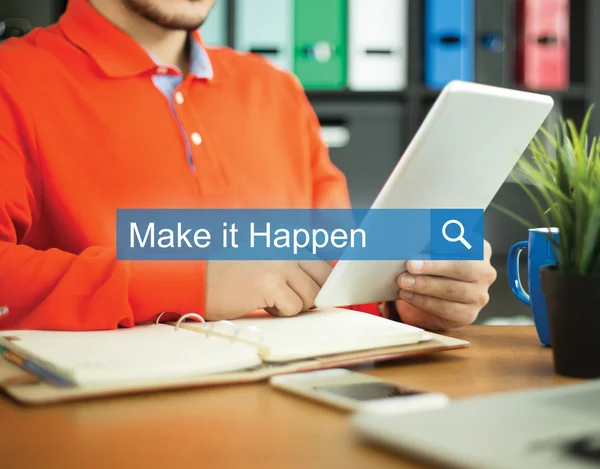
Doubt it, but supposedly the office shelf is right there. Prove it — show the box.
[307,90,410,102]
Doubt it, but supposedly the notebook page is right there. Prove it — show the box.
[0,325,262,386]
[182,308,429,363]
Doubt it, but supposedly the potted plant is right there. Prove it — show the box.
[497,106,600,378]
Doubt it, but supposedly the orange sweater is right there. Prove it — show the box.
[0,0,380,331]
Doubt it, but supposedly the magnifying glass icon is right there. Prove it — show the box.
[442,220,472,250]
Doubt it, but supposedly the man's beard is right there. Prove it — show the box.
[122,0,208,31]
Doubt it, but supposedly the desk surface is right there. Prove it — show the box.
[0,326,578,469]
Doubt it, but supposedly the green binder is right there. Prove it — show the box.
[294,0,347,90]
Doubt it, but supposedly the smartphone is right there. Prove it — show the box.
[270,369,449,414]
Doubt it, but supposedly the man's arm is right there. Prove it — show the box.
[0,70,207,331]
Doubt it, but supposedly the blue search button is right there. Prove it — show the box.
[430,209,484,261]
[442,219,472,249]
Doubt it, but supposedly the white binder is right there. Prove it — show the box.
[234,0,294,71]
[348,0,409,91]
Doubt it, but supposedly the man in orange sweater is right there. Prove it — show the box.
[0,0,496,331]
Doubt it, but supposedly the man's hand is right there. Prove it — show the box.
[205,260,331,321]
[394,241,496,330]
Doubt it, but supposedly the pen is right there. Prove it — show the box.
[1,350,74,387]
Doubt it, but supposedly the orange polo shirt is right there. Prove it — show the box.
[0,0,375,331]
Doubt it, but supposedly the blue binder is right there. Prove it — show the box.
[424,0,475,89]
[199,0,227,46]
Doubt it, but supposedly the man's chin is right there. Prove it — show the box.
[151,17,206,31]
[122,0,209,31]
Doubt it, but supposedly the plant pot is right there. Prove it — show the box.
[540,265,600,378]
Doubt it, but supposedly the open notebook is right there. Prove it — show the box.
[0,308,468,405]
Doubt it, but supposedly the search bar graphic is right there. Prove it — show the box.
[442,220,472,250]
[116,208,485,261]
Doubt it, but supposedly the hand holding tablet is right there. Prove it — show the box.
[315,80,554,309]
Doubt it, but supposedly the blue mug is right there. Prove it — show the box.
[507,228,559,346]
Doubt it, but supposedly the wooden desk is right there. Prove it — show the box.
[0,326,578,469]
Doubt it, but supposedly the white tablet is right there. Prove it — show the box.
[314,80,554,308]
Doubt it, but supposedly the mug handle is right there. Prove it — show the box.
[507,241,531,306]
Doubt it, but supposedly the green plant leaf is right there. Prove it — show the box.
[498,104,600,275]
[489,202,535,229]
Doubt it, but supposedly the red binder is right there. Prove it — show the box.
[516,0,570,90]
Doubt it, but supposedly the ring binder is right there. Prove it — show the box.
[155,312,206,328]
[234,325,264,345]
[0,309,467,405]
[155,312,265,346]
[204,319,236,337]
[174,313,205,331]
[200,321,265,346]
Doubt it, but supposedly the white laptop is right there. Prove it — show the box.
[352,380,600,469]
[314,80,554,308]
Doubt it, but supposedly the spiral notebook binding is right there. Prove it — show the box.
[155,312,265,347]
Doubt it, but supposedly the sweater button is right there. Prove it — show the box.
[191,132,202,145]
